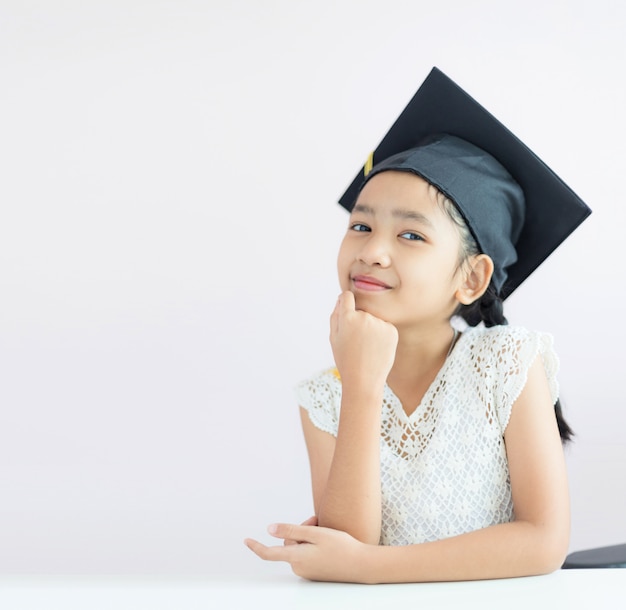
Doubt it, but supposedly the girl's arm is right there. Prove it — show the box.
[300,389,383,544]
[303,291,397,544]
[246,356,570,582]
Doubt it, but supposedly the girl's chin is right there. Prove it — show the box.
[353,297,391,320]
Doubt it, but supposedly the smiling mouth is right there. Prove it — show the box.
[351,275,392,291]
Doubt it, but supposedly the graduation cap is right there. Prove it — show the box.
[338,67,591,299]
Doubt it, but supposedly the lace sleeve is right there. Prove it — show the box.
[295,368,342,437]
[466,326,560,434]
[491,327,560,433]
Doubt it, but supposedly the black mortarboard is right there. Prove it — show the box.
[338,67,592,299]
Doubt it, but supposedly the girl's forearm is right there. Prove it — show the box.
[360,519,569,584]
[317,386,384,544]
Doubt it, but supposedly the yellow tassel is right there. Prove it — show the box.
[364,151,374,177]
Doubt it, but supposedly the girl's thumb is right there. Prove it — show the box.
[340,290,356,312]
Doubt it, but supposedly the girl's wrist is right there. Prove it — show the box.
[337,370,387,393]
[340,383,385,411]
[356,542,382,585]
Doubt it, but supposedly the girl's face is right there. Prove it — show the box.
[337,171,467,330]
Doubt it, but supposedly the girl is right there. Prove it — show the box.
[244,68,590,583]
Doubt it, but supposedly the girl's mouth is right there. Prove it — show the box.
[351,275,392,291]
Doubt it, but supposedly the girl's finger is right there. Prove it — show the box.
[244,538,291,562]
[339,290,356,313]
[284,516,318,545]
[332,292,355,336]
[330,295,341,335]
[267,522,320,545]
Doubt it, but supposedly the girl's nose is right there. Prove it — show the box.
[357,237,391,267]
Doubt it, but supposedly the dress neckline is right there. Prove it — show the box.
[385,329,464,422]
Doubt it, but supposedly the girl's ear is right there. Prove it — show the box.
[456,254,494,305]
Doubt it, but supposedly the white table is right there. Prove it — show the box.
[0,569,623,609]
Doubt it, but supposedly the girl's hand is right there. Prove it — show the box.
[244,523,372,583]
[283,515,317,546]
[330,291,398,388]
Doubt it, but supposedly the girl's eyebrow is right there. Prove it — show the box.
[352,203,376,216]
[352,203,434,227]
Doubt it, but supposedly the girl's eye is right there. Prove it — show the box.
[399,231,424,241]
[350,223,371,232]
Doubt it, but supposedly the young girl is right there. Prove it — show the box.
[245,68,591,583]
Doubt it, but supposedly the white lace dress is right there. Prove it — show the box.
[296,325,559,546]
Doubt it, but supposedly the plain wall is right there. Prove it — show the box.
[0,0,624,576]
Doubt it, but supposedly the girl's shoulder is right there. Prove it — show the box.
[459,324,555,355]
[296,366,342,391]
[456,323,559,411]
[295,367,343,436]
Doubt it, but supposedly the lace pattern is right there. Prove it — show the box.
[296,325,559,546]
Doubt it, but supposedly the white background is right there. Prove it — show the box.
[0,0,624,576]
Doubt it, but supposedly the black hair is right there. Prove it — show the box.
[456,284,574,444]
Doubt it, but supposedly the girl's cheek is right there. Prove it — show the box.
[337,249,351,287]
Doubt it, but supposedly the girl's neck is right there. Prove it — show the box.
[395,321,457,364]
[386,322,458,415]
